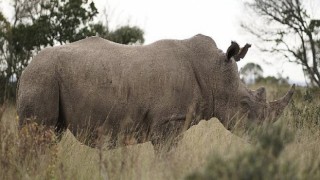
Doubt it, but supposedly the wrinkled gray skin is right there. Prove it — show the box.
[17,34,295,150]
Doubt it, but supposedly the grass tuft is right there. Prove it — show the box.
[0,84,319,179]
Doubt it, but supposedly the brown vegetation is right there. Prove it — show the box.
[1,83,320,179]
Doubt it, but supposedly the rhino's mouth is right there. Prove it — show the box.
[227,84,295,130]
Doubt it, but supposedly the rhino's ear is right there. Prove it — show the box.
[234,44,251,62]
[226,41,240,62]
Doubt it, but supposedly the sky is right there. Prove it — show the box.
[1,0,319,85]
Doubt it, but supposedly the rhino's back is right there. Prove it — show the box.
[57,34,217,63]
[54,34,219,88]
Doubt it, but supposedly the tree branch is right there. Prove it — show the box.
[243,0,320,87]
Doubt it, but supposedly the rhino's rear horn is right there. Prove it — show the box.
[226,41,240,62]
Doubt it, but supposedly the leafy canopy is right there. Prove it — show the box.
[0,0,145,102]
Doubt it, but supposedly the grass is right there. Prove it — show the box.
[0,83,319,180]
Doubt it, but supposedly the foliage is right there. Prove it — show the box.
[256,76,289,85]
[290,91,320,129]
[0,0,145,103]
[242,0,320,87]
[107,25,145,45]
[186,124,296,180]
[240,62,263,84]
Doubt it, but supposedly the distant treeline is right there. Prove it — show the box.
[0,0,145,103]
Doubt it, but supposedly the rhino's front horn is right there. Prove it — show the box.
[267,84,295,122]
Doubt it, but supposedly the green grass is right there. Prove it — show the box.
[0,83,319,179]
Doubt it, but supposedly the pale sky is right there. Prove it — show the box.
[1,0,319,85]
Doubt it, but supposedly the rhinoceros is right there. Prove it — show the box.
[17,34,295,150]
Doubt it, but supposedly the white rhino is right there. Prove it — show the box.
[17,34,295,150]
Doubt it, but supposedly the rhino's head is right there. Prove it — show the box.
[214,41,295,130]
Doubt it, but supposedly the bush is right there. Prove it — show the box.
[0,118,58,180]
[256,76,289,85]
[186,124,297,180]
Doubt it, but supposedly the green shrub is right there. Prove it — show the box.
[186,124,297,180]
[290,98,320,129]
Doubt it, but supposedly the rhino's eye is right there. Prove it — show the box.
[240,99,250,111]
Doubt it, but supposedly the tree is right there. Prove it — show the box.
[240,62,264,84]
[242,0,320,87]
[91,24,144,45]
[0,0,145,102]
[256,76,289,85]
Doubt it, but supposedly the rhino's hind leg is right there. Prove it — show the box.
[17,78,62,137]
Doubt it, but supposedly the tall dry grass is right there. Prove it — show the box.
[0,83,319,180]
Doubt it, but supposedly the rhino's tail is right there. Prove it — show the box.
[56,87,67,135]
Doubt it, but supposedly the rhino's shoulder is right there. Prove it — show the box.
[146,34,217,51]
